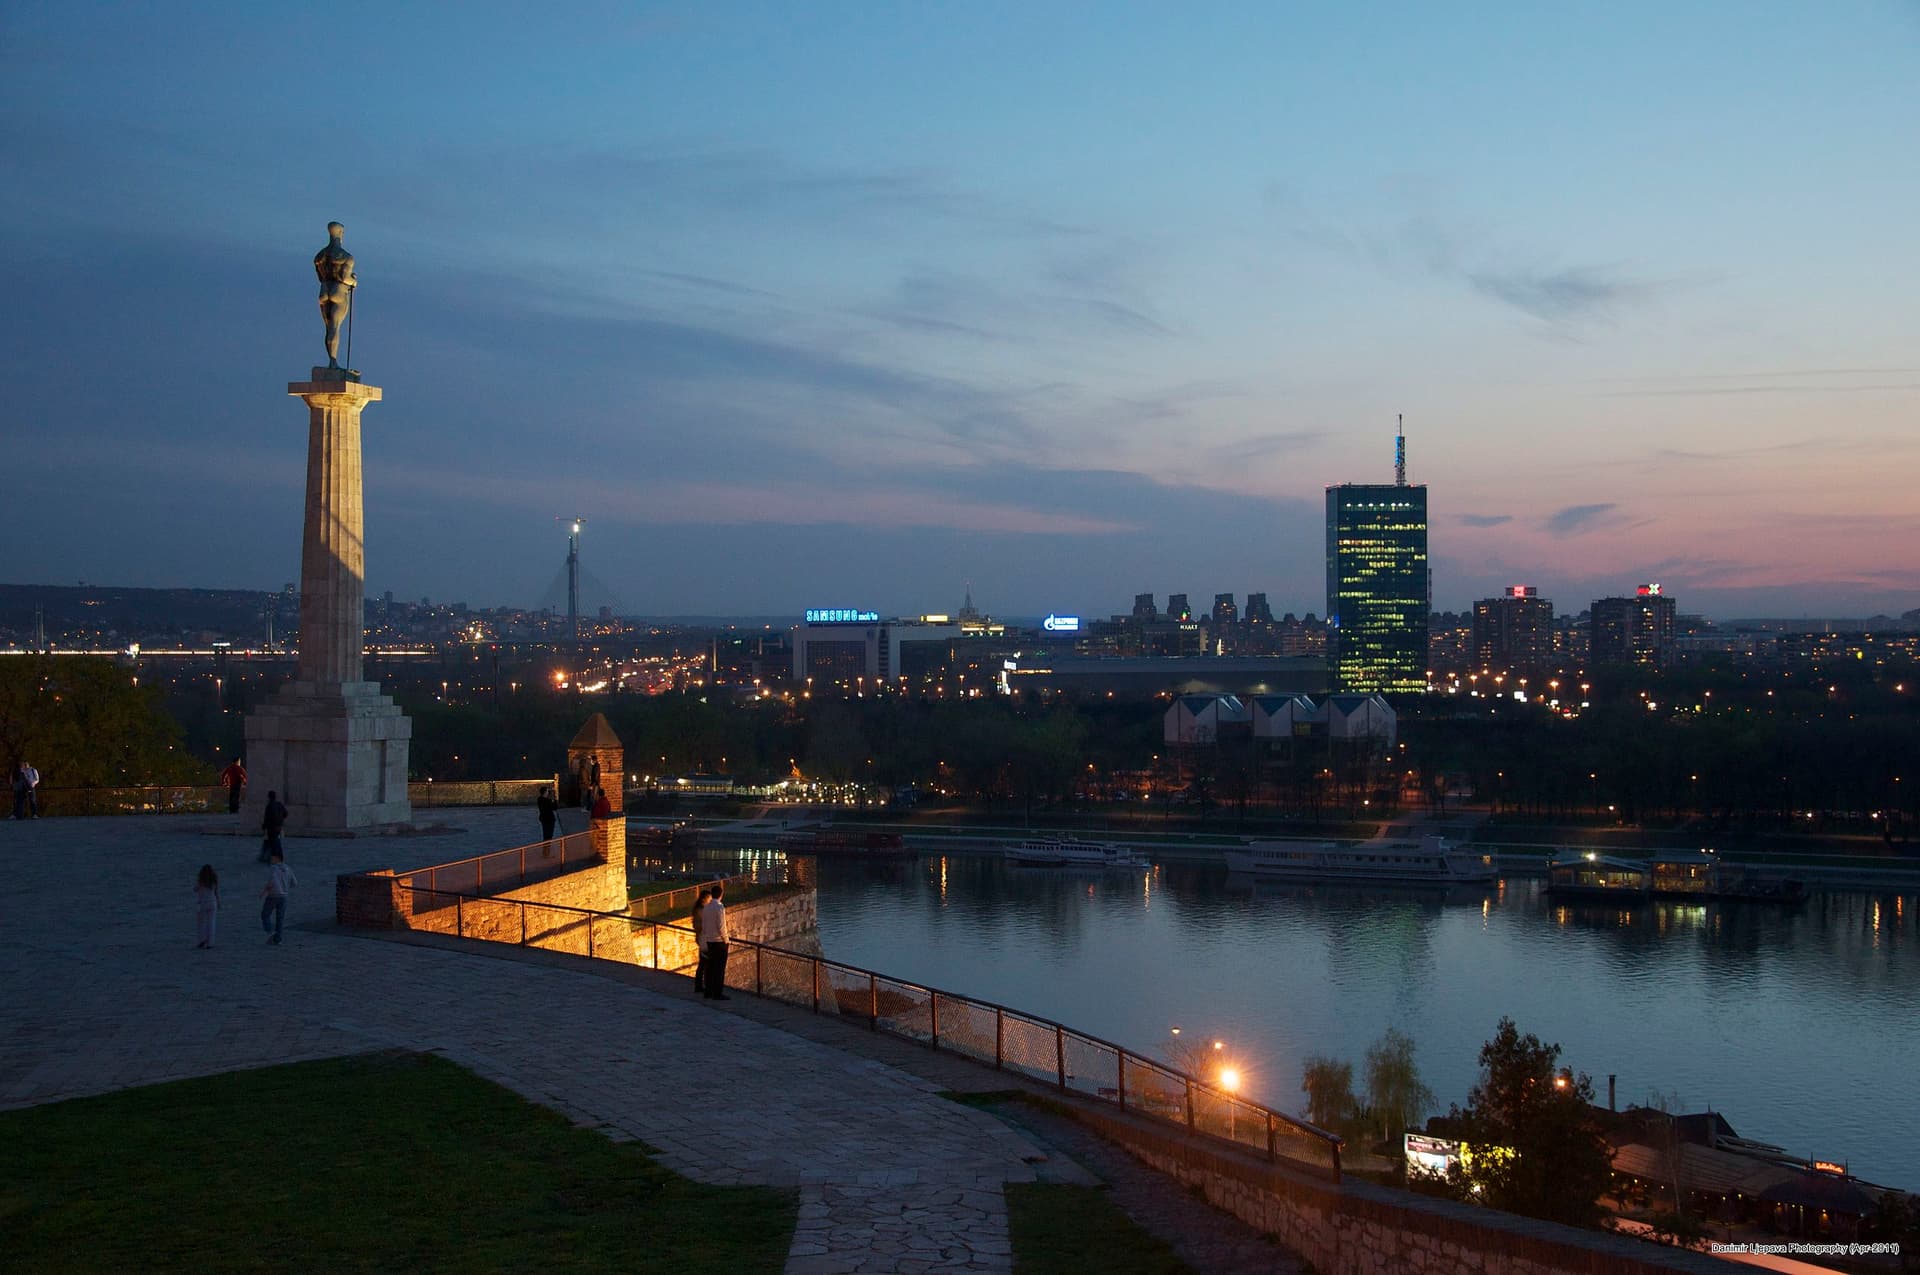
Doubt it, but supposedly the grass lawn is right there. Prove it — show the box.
[1004,1183,1192,1275]
[0,1052,795,1274]
[940,1094,1194,1275]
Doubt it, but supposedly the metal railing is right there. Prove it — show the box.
[393,830,599,896]
[388,881,1344,1181]
[31,785,224,815]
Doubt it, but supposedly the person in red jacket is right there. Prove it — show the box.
[219,758,247,814]
[589,786,613,819]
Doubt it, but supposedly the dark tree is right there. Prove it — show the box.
[0,657,207,791]
[1299,1055,1357,1132]
[1364,1027,1436,1147]
[1447,1017,1613,1228]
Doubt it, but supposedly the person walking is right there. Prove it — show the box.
[20,761,39,818]
[690,888,713,995]
[194,865,221,949]
[220,758,247,814]
[537,786,558,842]
[699,880,730,1000]
[260,848,296,945]
[258,790,288,863]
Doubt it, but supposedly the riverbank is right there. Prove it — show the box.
[700,810,1920,889]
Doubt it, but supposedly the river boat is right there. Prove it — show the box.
[1002,836,1146,869]
[775,827,910,857]
[1222,833,1498,885]
[1546,850,1807,904]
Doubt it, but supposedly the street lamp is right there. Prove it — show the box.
[1217,1051,1241,1140]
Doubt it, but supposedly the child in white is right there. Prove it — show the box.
[194,864,220,948]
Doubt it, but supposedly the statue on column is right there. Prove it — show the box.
[314,222,357,369]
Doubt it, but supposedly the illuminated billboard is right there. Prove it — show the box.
[1042,614,1081,633]
[805,609,880,624]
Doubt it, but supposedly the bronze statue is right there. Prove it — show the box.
[314,222,357,368]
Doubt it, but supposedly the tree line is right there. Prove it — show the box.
[26,654,1918,836]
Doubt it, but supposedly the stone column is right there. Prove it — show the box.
[242,370,413,835]
[292,377,378,686]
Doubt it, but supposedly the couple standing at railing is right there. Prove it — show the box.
[689,883,731,1001]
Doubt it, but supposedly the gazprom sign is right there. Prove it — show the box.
[1042,614,1081,633]
[805,608,880,624]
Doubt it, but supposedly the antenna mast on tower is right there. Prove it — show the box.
[1394,414,1407,487]
[563,517,586,639]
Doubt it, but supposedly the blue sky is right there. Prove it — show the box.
[4,2,1918,618]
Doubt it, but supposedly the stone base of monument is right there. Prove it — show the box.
[242,681,414,835]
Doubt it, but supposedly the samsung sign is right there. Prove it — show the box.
[1042,613,1081,633]
[805,608,880,624]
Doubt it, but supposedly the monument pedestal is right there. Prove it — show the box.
[241,369,413,835]
[244,681,412,833]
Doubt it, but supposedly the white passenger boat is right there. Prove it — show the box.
[1223,833,1497,885]
[1003,836,1147,869]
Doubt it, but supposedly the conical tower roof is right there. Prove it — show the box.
[569,712,622,750]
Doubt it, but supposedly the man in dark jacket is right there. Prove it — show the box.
[537,786,558,842]
[259,790,288,863]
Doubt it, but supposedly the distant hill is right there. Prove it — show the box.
[0,582,280,645]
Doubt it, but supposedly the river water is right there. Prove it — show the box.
[703,846,1918,1186]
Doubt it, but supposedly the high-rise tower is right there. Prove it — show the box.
[565,518,584,639]
[1326,420,1429,693]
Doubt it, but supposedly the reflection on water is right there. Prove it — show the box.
[705,845,1919,1187]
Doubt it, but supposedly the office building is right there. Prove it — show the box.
[712,631,791,687]
[1167,593,1192,622]
[1325,423,1429,692]
[790,611,999,689]
[1472,586,1555,671]
[1211,593,1238,625]
[1590,584,1677,666]
[1132,593,1158,620]
[1245,593,1274,625]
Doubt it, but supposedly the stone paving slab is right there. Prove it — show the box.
[787,1182,1016,1274]
[0,812,1046,1272]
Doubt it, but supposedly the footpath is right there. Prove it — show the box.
[0,810,1304,1274]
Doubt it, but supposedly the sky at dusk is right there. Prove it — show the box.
[4,2,1918,620]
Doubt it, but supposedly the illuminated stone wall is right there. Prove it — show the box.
[1065,1103,1726,1275]
[341,833,820,981]
[635,889,819,975]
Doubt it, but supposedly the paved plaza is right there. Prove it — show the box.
[0,810,1057,1274]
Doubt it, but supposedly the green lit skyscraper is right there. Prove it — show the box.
[1326,423,1429,693]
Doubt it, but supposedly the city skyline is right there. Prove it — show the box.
[5,4,1919,620]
